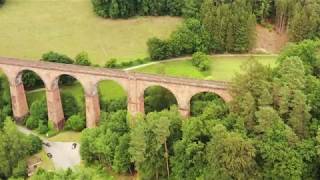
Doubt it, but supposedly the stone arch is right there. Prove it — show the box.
[141,84,178,114]
[14,68,47,88]
[54,73,86,127]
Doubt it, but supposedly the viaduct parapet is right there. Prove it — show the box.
[0,57,231,129]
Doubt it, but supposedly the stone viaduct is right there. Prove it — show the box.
[0,57,231,129]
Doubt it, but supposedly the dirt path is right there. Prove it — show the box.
[253,24,288,53]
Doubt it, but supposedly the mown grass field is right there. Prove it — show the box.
[134,55,278,81]
[0,0,181,64]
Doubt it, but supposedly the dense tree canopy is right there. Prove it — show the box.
[0,118,42,179]
[91,0,183,18]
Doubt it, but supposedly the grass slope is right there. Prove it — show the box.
[0,0,181,64]
[134,55,277,81]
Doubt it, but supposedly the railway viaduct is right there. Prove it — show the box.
[0,57,231,129]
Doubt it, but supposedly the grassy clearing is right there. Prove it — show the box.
[134,55,278,81]
[0,0,181,64]
[48,131,82,143]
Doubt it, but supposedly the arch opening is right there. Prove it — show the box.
[97,80,127,123]
[190,92,228,118]
[144,85,178,114]
[19,70,48,132]
[57,74,86,131]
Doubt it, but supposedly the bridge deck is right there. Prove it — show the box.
[0,57,230,89]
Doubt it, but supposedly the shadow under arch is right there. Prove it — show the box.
[16,69,47,107]
[55,74,86,121]
[97,79,128,115]
[190,91,228,117]
[143,85,178,114]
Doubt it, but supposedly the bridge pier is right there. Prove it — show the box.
[85,93,100,128]
[10,82,29,122]
[46,87,65,130]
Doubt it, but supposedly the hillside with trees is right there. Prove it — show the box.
[2,0,320,179]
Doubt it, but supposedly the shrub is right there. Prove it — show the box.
[191,52,210,71]
[75,52,91,66]
[26,134,42,155]
[0,0,5,5]
[100,97,127,113]
[147,38,172,60]
[61,92,80,119]
[12,160,27,178]
[26,116,38,130]
[65,114,86,131]
[41,51,74,64]
[30,99,48,123]
[37,121,49,134]
[105,58,118,68]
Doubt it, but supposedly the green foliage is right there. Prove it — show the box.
[205,125,258,179]
[61,92,80,119]
[182,0,203,18]
[80,110,132,173]
[148,18,211,60]
[171,117,211,180]
[191,52,210,71]
[42,51,74,64]
[100,97,127,113]
[22,71,43,90]
[104,58,118,68]
[0,76,12,124]
[190,92,227,117]
[26,116,38,130]
[26,98,48,130]
[65,114,86,132]
[144,86,177,114]
[74,52,91,66]
[278,40,320,76]
[147,38,172,60]
[11,160,27,179]
[91,0,183,19]
[30,98,48,123]
[130,107,182,180]
[289,1,320,42]
[27,134,42,155]
[0,118,39,179]
[202,0,256,53]
[30,166,113,180]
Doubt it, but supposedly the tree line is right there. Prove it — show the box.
[91,0,184,18]
[147,0,256,60]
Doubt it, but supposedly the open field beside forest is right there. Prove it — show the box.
[0,0,181,64]
[134,55,278,81]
